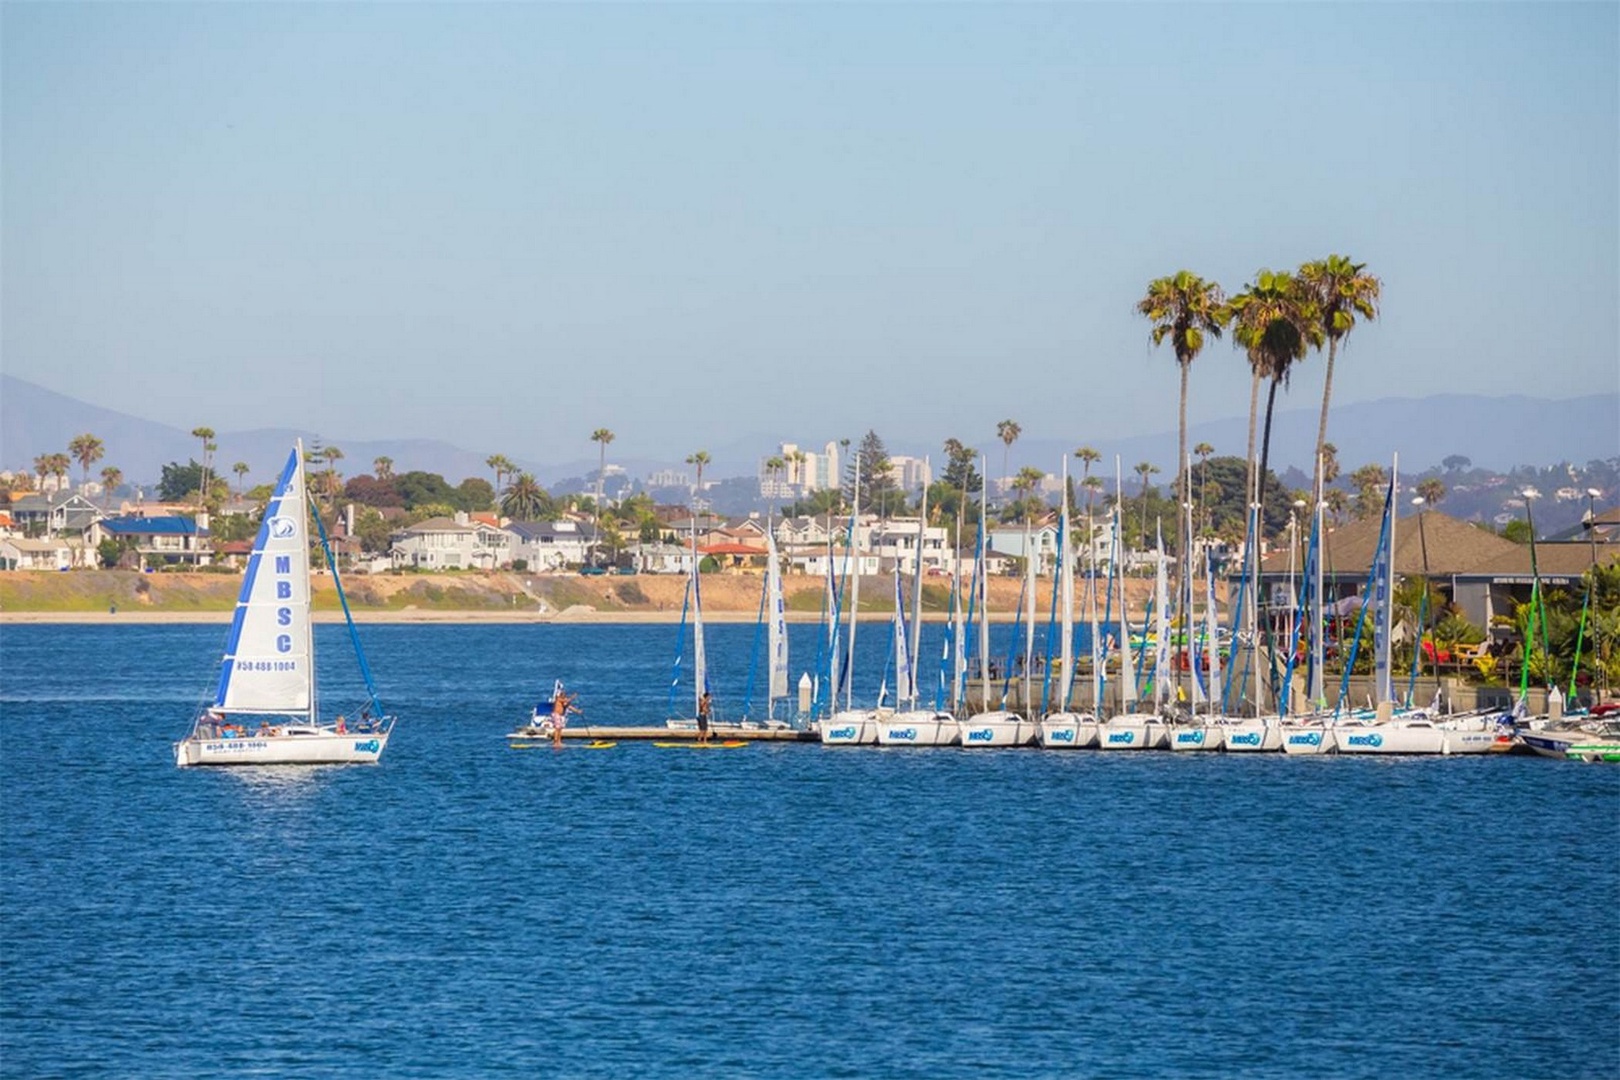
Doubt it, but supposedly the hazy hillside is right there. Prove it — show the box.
[4,373,1614,489]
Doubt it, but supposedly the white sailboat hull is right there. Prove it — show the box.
[1096,715,1169,750]
[176,728,389,767]
[819,711,878,745]
[1221,721,1284,752]
[1037,713,1099,749]
[875,711,960,746]
[1167,724,1225,751]
[1335,722,1447,755]
[959,711,1036,748]
[1280,724,1336,755]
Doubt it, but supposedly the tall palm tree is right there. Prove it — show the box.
[486,454,515,495]
[321,446,344,505]
[685,451,711,509]
[373,456,394,481]
[99,466,123,510]
[591,428,615,506]
[191,427,215,512]
[764,455,785,516]
[1193,441,1215,531]
[1230,270,1321,520]
[1133,461,1160,545]
[67,433,105,494]
[33,454,51,493]
[232,462,250,497]
[1299,255,1381,494]
[1416,477,1446,508]
[501,473,547,521]
[1137,271,1228,509]
[996,420,1021,504]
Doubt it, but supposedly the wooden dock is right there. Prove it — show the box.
[561,725,816,743]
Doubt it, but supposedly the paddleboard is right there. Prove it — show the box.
[584,741,618,750]
[652,740,748,749]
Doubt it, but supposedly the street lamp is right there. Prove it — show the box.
[1586,488,1603,566]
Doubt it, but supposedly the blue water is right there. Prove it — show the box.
[3,623,1617,1078]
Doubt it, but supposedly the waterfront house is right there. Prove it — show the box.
[391,514,510,570]
[0,536,75,570]
[627,541,691,575]
[503,519,599,571]
[6,492,104,538]
[95,515,211,569]
[989,520,1061,575]
[865,517,951,575]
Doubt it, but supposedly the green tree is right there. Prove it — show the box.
[486,454,515,495]
[99,466,123,510]
[232,461,250,497]
[353,507,393,553]
[68,433,104,493]
[158,460,205,503]
[1137,270,1228,505]
[685,451,711,506]
[1133,461,1161,545]
[394,470,460,510]
[191,427,215,511]
[1349,463,1389,521]
[456,477,496,512]
[1416,477,1446,508]
[995,420,1021,503]
[501,473,551,521]
[373,456,394,481]
[1229,269,1321,523]
[1299,255,1381,493]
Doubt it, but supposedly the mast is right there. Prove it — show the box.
[1310,457,1325,710]
[765,521,788,715]
[1023,495,1035,716]
[691,504,706,717]
[845,458,861,711]
[979,458,991,711]
[1115,457,1135,712]
[1248,461,1266,716]
[910,484,927,706]
[1153,521,1169,710]
[1087,484,1102,713]
[952,492,966,712]
[1375,454,1397,706]
[1059,458,1074,712]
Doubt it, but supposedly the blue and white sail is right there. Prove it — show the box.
[214,447,315,717]
[892,571,914,708]
[765,527,789,706]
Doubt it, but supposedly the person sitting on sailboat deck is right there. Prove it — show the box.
[697,691,713,745]
[335,715,347,734]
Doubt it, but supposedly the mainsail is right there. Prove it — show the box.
[214,447,314,716]
[766,528,789,703]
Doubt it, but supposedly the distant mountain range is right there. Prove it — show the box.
[2,373,1614,490]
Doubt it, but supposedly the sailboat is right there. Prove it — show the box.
[876,492,958,746]
[960,458,1037,748]
[821,460,878,745]
[665,504,713,732]
[175,443,395,767]
[1098,467,1170,750]
[1039,459,1099,749]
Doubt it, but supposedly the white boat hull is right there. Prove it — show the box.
[1221,722,1283,752]
[875,711,960,746]
[1280,724,1335,755]
[176,729,389,767]
[1167,724,1225,751]
[1335,722,1446,755]
[819,711,878,745]
[1096,715,1168,750]
[1037,713,1099,749]
[959,711,1036,748]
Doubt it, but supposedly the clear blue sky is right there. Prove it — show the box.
[3,2,1615,468]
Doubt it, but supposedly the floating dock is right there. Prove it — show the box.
[561,725,815,743]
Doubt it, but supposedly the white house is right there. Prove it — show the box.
[626,541,691,575]
[391,514,510,570]
[989,521,1062,574]
[865,517,951,575]
[0,536,74,570]
[503,520,600,571]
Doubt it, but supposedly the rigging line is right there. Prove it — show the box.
[311,503,381,716]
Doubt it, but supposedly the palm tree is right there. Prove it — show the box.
[32,454,50,493]
[1416,477,1446,508]
[1193,441,1215,531]
[1133,461,1160,545]
[48,452,71,492]
[1299,255,1381,494]
[1137,271,1228,508]
[373,456,394,481]
[591,427,615,505]
[501,473,548,520]
[685,451,711,509]
[996,420,1021,504]
[99,466,123,510]
[764,455,786,516]
[1229,270,1321,519]
[486,454,515,495]
[191,427,215,512]
[232,462,250,497]
[321,446,345,505]
[67,433,105,494]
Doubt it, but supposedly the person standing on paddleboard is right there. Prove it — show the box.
[697,691,713,745]
[551,690,579,748]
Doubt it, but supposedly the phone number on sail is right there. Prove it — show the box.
[235,660,299,672]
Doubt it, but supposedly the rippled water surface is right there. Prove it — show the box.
[3,623,1617,1078]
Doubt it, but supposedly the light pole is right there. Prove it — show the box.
[1586,488,1603,567]
[1521,487,1552,689]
